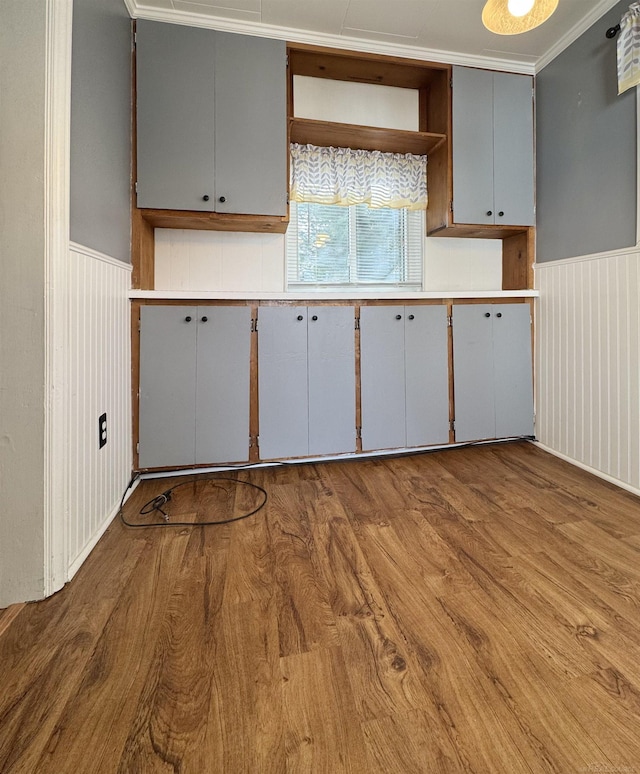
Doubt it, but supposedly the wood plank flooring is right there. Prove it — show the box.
[2,441,640,772]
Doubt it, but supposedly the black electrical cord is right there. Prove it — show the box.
[118,473,268,528]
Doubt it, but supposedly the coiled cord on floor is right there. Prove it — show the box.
[118,474,268,528]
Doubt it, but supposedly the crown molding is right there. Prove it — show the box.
[126,0,624,77]
[125,1,536,74]
[123,0,137,17]
[535,0,621,72]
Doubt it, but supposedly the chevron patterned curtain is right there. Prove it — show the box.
[289,143,428,211]
[618,2,640,94]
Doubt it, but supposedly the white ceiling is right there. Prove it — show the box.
[125,0,622,72]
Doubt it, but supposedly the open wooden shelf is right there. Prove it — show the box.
[427,222,529,240]
[288,44,449,90]
[139,208,289,233]
[289,117,446,156]
[132,208,289,290]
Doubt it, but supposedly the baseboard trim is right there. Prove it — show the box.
[67,476,140,580]
[139,436,533,480]
[533,441,640,499]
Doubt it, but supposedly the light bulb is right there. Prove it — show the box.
[508,0,535,16]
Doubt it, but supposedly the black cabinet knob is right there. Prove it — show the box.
[484,312,491,318]
[498,211,504,217]
[185,316,192,322]
[395,314,402,320]
[496,312,502,318]
[311,315,318,321]
[408,314,415,320]
[202,195,210,202]
[487,210,493,216]
[219,196,226,203]
[201,316,208,322]
[297,315,303,321]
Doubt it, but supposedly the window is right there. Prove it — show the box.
[287,143,427,291]
[286,201,424,289]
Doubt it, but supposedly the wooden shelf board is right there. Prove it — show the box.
[288,44,449,90]
[290,117,446,156]
[427,222,529,240]
[140,209,289,234]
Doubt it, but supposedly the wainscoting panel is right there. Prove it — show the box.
[67,244,132,577]
[535,248,640,493]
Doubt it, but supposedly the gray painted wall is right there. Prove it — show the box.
[536,1,637,262]
[0,1,47,606]
[70,0,131,263]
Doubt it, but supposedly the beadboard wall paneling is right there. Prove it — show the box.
[67,245,132,577]
[154,229,286,292]
[153,229,504,293]
[535,248,640,494]
[425,237,502,291]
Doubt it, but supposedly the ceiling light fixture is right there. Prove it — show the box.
[482,0,559,34]
[508,0,535,16]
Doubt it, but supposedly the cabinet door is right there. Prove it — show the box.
[405,306,450,447]
[360,306,406,451]
[452,67,534,228]
[493,73,534,227]
[452,67,495,225]
[452,304,496,442]
[307,306,356,456]
[195,306,251,464]
[139,306,198,468]
[453,303,533,442]
[258,307,309,459]
[492,304,534,438]
[136,21,216,212]
[214,32,287,217]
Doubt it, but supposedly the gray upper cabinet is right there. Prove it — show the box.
[136,20,287,216]
[139,305,251,468]
[360,305,450,452]
[258,306,356,460]
[452,303,534,443]
[213,32,287,217]
[452,66,534,227]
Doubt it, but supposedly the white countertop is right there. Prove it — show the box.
[129,289,539,300]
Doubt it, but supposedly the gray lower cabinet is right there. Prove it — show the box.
[139,305,251,468]
[452,303,534,442]
[258,306,356,459]
[136,20,287,216]
[360,305,450,451]
[452,66,534,227]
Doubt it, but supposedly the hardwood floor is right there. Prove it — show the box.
[2,441,640,772]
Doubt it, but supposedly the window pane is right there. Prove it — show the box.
[287,201,423,289]
[295,203,350,283]
[354,205,406,283]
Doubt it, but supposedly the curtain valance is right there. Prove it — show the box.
[289,143,428,211]
[618,2,640,94]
